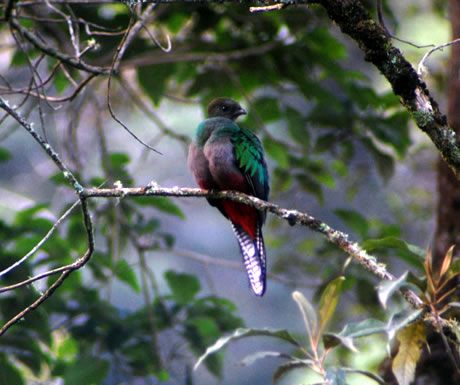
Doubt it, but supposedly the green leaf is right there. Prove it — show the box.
[286,107,309,147]
[377,272,408,309]
[361,137,395,181]
[136,196,185,219]
[292,291,317,344]
[0,147,11,163]
[392,322,426,385]
[109,152,130,167]
[334,209,369,238]
[323,333,357,353]
[387,309,423,341]
[337,318,387,339]
[318,276,345,337]
[137,64,176,105]
[63,356,109,385]
[296,174,323,204]
[0,355,25,385]
[263,137,289,168]
[323,318,386,352]
[342,368,387,385]
[250,97,280,123]
[273,360,311,383]
[114,259,140,292]
[165,270,200,304]
[54,70,70,94]
[57,336,79,361]
[194,328,301,371]
[188,316,220,339]
[362,237,425,269]
[325,368,346,385]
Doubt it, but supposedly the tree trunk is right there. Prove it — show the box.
[381,2,460,384]
[433,0,460,268]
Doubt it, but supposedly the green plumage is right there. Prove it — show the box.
[188,97,270,296]
[232,127,267,187]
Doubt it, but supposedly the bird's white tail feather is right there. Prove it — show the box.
[231,224,266,296]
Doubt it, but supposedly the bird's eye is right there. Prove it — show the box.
[221,105,228,111]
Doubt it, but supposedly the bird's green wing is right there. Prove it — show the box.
[232,127,269,201]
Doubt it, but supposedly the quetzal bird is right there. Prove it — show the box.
[188,98,270,296]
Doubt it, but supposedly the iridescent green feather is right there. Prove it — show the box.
[232,127,267,188]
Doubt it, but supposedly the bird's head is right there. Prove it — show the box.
[207,98,247,121]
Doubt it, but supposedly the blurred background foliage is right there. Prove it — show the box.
[0,0,451,384]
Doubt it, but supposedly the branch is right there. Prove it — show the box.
[0,198,95,336]
[0,96,83,192]
[82,185,423,308]
[306,0,460,179]
[9,18,110,75]
[418,38,460,76]
[0,97,96,336]
[0,200,80,278]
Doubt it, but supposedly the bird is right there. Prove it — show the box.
[188,97,270,296]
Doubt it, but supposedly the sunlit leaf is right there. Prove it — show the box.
[194,328,301,370]
[387,309,423,341]
[377,272,408,309]
[318,276,345,337]
[241,351,302,367]
[323,318,386,352]
[292,291,317,344]
[392,322,426,385]
[439,245,455,279]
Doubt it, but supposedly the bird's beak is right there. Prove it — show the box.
[235,108,247,118]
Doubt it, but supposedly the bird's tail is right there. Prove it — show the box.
[231,223,266,296]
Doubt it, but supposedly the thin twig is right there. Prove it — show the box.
[0,73,97,102]
[10,18,110,75]
[0,200,80,278]
[106,6,162,155]
[376,0,437,50]
[0,96,82,191]
[250,3,286,13]
[0,197,94,336]
[418,38,460,76]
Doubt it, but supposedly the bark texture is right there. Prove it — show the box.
[433,0,460,267]
[382,2,460,384]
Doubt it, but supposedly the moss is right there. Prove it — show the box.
[413,110,435,128]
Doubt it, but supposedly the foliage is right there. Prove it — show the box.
[0,1,457,385]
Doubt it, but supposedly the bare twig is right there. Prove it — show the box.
[106,6,162,155]
[376,0,435,49]
[0,73,97,102]
[10,18,110,75]
[0,96,82,191]
[418,38,460,76]
[250,3,286,13]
